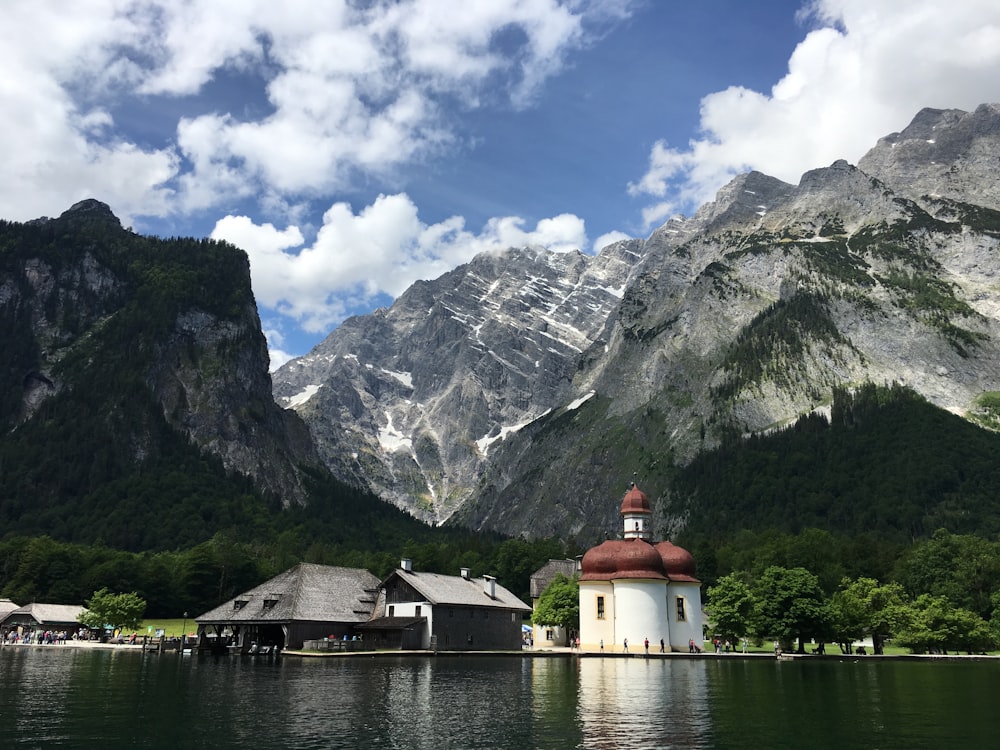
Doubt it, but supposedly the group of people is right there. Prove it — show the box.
[711,637,748,653]
[3,629,72,645]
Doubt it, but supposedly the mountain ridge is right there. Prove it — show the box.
[274,104,1000,540]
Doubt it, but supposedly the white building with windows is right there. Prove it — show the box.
[578,483,702,652]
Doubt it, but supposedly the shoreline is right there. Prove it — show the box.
[5,640,996,661]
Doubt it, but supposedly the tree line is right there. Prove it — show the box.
[531,529,1000,655]
[707,527,1000,654]
[0,530,573,618]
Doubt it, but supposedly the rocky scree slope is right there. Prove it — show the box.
[272,241,642,524]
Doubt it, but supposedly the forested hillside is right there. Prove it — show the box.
[668,384,1000,571]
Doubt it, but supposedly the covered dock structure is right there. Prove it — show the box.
[194,563,380,652]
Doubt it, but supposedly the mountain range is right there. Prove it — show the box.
[2,104,999,553]
[272,104,1000,541]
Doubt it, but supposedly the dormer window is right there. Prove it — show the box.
[233,600,248,610]
[262,599,278,610]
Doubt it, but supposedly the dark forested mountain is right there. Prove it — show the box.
[0,200,425,552]
[273,104,1000,544]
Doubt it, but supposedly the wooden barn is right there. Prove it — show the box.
[194,563,380,652]
[1,603,84,636]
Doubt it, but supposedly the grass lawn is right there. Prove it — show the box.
[136,618,196,638]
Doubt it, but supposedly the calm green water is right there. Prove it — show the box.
[1,648,997,749]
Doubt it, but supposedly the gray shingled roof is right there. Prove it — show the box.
[1,603,85,626]
[195,563,380,624]
[391,569,531,612]
[530,559,578,599]
[0,599,19,620]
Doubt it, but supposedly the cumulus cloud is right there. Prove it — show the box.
[593,230,632,252]
[212,194,591,334]
[629,0,1000,227]
[1,0,632,221]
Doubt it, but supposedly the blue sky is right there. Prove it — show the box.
[4,0,1000,367]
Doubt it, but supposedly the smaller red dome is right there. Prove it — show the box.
[655,541,699,582]
[580,541,619,579]
[620,483,650,514]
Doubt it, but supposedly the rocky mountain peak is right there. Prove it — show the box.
[55,198,123,229]
[273,238,644,523]
[275,103,1000,540]
[858,103,1000,210]
[692,170,796,234]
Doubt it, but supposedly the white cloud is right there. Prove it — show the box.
[0,0,632,221]
[211,194,591,334]
[593,230,632,252]
[260,325,296,372]
[0,3,177,223]
[629,0,1000,225]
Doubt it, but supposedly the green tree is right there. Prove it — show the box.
[531,574,579,633]
[752,566,832,653]
[893,530,1000,618]
[706,573,756,647]
[895,593,994,654]
[78,588,147,633]
[829,577,909,654]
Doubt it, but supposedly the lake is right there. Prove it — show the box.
[1,647,997,749]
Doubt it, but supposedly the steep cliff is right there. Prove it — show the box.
[0,200,322,542]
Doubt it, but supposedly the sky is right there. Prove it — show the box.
[4,0,1000,369]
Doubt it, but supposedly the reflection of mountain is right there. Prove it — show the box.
[575,659,710,748]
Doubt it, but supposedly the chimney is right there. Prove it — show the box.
[460,567,471,580]
[401,558,413,572]
[483,574,496,599]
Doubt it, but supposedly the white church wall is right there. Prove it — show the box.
[666,582,703,651]
[579,581,616,650]
[613,580,669,652]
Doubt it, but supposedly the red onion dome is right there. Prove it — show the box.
[580,541,620,580]
[620,483,650,514]
[580,539,667,581]
[655,541,699,582]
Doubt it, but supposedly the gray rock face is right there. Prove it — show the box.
[2,203,322,506]
[276,104,1000,538]
[858,104,1000,211]
[273,243,642,523]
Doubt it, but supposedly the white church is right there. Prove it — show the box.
[578,482,703,652]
